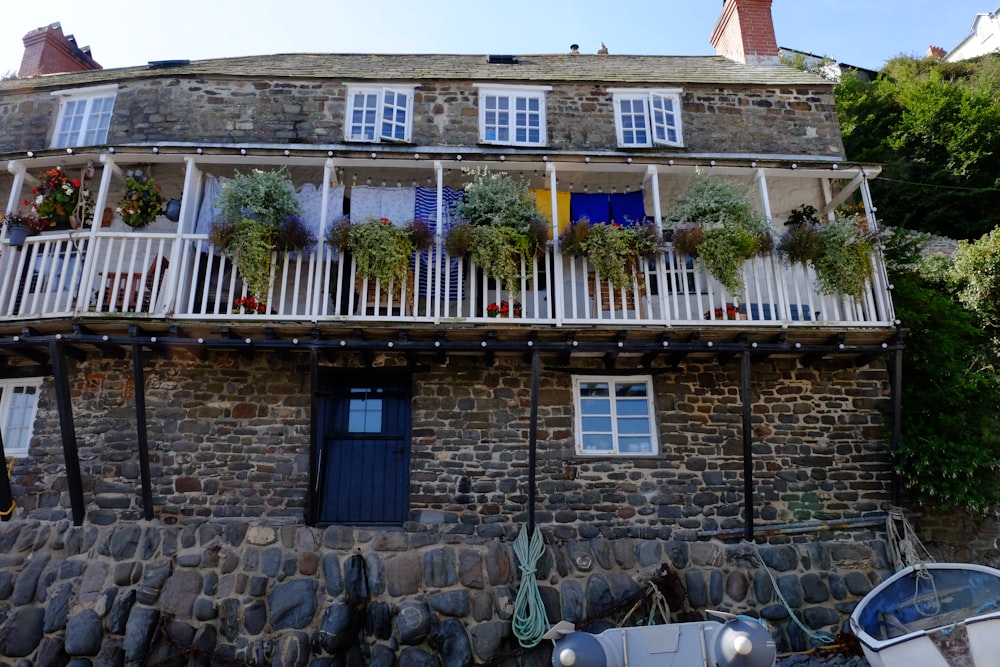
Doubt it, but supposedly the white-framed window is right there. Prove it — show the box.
[474,84,551,146]
[573,375,658,456]
[0,378,42,458]
[345,85,415,143]
[609,89,683,148]
[51,84,118,148]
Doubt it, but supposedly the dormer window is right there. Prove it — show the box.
[51,84,117,148]
[345,85,415,143]
[474,84,551,147]
[610,89,683,148]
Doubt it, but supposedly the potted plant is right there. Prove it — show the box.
[208,168,314,301]
[813,214,877,299]
[777,205,823,265]
[663,177,772,295]
[446,167,547,298]
[27,167,94,230]
[559,219,663,289]
[326,217,432,294]
[2,210,49,246]
[116,171,165,229]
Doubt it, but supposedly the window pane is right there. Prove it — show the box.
[579,382,609,397]
[617,417,650,435]
[619,437,653,454]
[582,433,613,451]
[580,397,610,414]
[616,400,648,416]
[582,416,612,432]
[2,384,38,454]
[348,387,383,432]
[615,382,647,397]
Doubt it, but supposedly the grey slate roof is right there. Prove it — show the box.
[0,53,831,92]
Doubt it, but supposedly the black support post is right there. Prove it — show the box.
[891,345,903,507]
[132,343,154,520]
[741,349,754,542]
[50,341,85,525]
[308,347,320,526]
[527,347,540,535]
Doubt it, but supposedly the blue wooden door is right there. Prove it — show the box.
[316,373,411,525]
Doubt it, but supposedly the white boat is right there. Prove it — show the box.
[849,562,1000,667]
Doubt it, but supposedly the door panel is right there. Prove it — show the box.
[316,373,411,525]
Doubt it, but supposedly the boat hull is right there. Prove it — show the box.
[849,563,1000,667]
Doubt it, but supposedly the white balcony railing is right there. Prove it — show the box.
[0,231,896,328]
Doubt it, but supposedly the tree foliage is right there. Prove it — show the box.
[883,232,1000,512]
[837,54,1000,511]
[836,54,1000,239]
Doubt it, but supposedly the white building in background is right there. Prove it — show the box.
[945,9,1000,62]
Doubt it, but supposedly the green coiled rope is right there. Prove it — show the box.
[512,525,549,648]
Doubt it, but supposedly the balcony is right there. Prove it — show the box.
[0,228,892,328]
[0,150,895,335]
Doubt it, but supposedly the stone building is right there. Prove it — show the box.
[0,1,901,664]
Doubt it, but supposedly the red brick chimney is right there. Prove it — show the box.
[710,0,781,66]
[18,23,102,78]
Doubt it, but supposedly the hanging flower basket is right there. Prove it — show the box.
[3,210,48,246]
[116,172,165,228]
[27,167,94,230]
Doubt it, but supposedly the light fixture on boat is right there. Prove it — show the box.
[152,147,159,154]
[196,148,203,154]
[371,152,377,159]
[108,147,115,154]
[626,157,632,164]
[66,148,74,155]
[283,150,290,156]
[240,148,247,155]
[584,157,590,163]
[413,153,420,160]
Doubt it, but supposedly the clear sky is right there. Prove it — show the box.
[2,0,995,77]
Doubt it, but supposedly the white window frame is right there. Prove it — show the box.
[573,375,658,457]
[0,378,42,458]
[344,85,415,143]
[609,88,683,148]
[50,84,118,148]
[474,84,551,147]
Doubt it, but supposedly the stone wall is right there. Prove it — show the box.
[11,351,893,531]
[0,77,843,157]
[0,518,891,665]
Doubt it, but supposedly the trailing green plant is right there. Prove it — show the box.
[455,166,539,229]
[670,225,703,257]
[663,177,772,294]
[447,168,546,297]
[210,168,306,300]
[560,220,663,289]
[347,218,415,292]
[325,217,433,293]
[812,215,876,298]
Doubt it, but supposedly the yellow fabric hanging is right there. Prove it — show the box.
[532,189,571,237]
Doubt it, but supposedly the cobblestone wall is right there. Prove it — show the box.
[0,518,891,665]
[0,77,843,157]
[11,351,893,530]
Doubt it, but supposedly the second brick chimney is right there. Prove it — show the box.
[710,0,781,66]
[18,23,102,78]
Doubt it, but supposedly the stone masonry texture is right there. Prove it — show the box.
[0,78,843,158]
[0,519,891,665]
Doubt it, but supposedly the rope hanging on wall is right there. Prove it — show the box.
[512,524,549,648]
